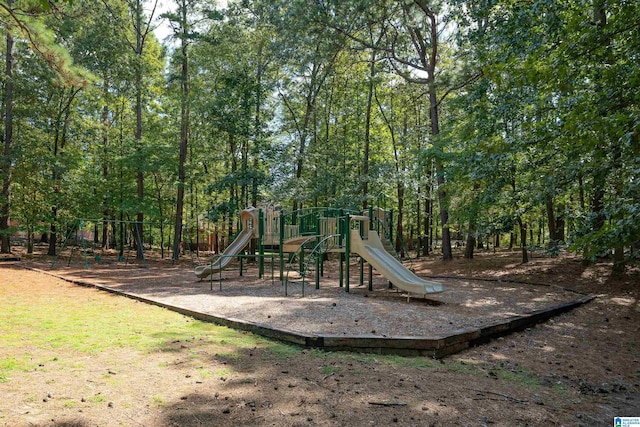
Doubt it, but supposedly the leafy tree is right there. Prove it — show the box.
[450,0,639,269]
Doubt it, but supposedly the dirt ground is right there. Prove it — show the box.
[1,248,639,426]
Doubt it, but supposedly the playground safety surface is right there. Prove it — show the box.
[23,258,592,357]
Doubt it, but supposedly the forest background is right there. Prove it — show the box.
[0,0,638,273]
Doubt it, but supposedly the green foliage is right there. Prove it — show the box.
[445,0,640,261]
[1,0,637,268]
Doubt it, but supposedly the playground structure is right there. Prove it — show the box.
[194,208,259,278]
[47,205,442,297]
[195,206,443,297]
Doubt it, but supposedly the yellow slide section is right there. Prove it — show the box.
[350,229,443,295]
[194,229,253,279]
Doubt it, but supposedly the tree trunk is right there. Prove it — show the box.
[613,245,625,277]
[430,81,452,261]
[396,184,404,256]
[46,87,79,256]
[464,223,475,259]
[556,203,565,242]
[101,87,111,250]
[251,42,264,207]
[0,7,14,254]
[27,225,33,254]
[464,183,480,259]
[153,173,165,259]
[585,174,606,264]
[518,218,528,263]
[578,172,585,210]
[241,136,248,207]
[47,206,57,256]
[292,101,312,214]
[421,2,452,262]
[134,0,145,260]
[362,48,376,209]
[172,3,189,260]
[545,194,557,249]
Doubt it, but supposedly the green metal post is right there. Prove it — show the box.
[258,209,265,278]
[279,212,285,281]
[387,209,393,289]
[219,261,223,291]
[345,215,350,293]
[367,206,373,290]
[359,218,364,287]
[338,212,344,288]
[315,215,320,289]
[299,244,304,274]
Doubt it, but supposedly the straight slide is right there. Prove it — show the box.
[194,229,253,279]
[350,229,443,295]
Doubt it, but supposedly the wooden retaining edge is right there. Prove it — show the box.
[20,265,595,358]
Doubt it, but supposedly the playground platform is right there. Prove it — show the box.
[22,259,593,358]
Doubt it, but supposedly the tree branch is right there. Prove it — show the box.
[436,70,484,106]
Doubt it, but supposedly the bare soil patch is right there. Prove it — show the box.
[1,249,639,426]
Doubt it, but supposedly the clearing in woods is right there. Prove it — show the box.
[0,251,638,426]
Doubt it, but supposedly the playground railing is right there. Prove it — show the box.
[283,235,319,296]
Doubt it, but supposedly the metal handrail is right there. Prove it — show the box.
[283,235,320,296]
[299,234,341,294]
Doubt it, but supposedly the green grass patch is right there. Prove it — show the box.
[196,367,212,379]
[446,359,486,376]
[321,365,341,375]
[262,342,303,360]
[214,367,233,378]
[0,357,36,380]
[0,283,288,359]
[494,368,543,388]
[150,395,166,407]
[88,395,106,404]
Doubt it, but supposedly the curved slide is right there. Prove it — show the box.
[194,229,253,279]
[350,229,443,294]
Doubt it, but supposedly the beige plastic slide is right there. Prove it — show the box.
[194,229,253,279]
[350,229,443,295]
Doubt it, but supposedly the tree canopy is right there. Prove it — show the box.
[0,0,637,272]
